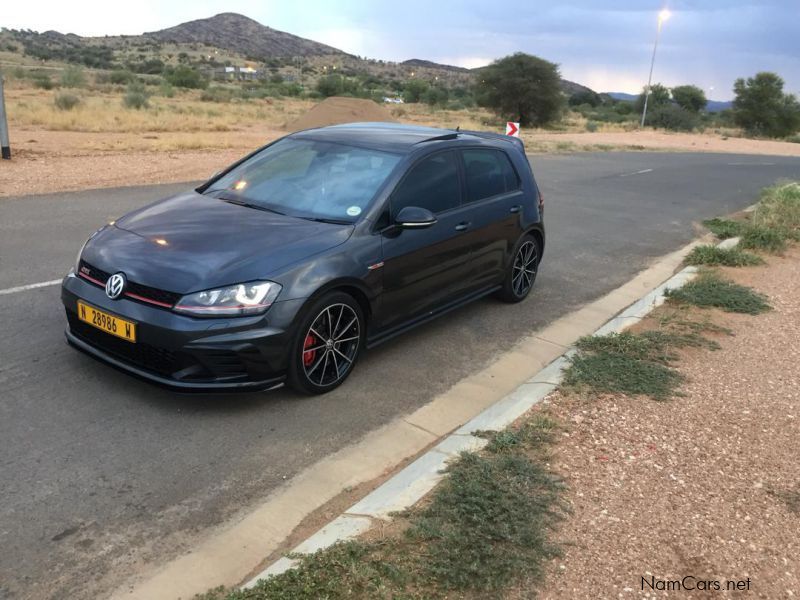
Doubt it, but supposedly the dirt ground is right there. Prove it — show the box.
[531,248,800,599]
[524,129,800,157]
[2,123,800,198]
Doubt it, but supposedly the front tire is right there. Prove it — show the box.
[497,233,540,303]
[287,291,365,395]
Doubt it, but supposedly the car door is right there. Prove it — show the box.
[377,150,474,330]
[458,147,526,290]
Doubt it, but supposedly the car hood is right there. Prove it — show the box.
[82,191,353,293]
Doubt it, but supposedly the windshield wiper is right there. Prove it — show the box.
[297,216,352,225]
[215,194,286,216]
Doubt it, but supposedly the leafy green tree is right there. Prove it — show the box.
[634,83,670,116]
[732,72,800,138]
[402,79,429,103]
[671,85,707,113]
[423,86,449,107]
[569,90,601,107]
[476,53,564,126]
[316,75,343,97]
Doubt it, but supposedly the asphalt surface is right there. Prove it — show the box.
[1,152,798,599]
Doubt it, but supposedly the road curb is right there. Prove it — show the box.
[242,238,732,588]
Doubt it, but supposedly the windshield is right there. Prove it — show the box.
[202,138,402,223]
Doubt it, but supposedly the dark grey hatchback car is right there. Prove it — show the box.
[62,123,545,394]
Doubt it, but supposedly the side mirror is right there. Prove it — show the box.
[395,206,437,229]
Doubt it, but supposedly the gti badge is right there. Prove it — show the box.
[105,272,127,300]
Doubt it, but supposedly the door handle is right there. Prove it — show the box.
[454,222,471,231]
[509,204,522,213]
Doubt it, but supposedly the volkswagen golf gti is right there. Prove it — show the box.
[62,123,545,394]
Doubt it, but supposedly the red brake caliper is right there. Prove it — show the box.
[302,333,317,367]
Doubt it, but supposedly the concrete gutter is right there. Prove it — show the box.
[242,249,716,587]
[116,235,721,599]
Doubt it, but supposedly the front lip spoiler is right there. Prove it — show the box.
[65,329,285,393]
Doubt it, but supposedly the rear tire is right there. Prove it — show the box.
[287,291,365,395]
[497,233,540,303]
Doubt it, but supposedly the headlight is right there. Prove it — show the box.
[173,281,282,317]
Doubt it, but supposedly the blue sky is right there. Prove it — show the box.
[4,0,799,99]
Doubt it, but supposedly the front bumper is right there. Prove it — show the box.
[61,273,305,392]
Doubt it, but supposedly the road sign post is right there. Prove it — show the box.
[505,121,520,138]
[0,74,10,160]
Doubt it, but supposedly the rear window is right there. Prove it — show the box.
[462,149,520,203]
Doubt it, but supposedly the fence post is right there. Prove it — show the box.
[0,74,10,160]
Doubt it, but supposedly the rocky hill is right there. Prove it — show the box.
[146,13,344,58]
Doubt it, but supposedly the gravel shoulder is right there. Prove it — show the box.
[535,248,800,599]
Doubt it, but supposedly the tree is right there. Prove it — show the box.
[569,90,601,108]
[732,72,800,138]
[163,65,208,89]
[634,83,670,116]
[316,75,343,97]
[671,85,707,113]
[476,53,564,127]
[402,79,429,103]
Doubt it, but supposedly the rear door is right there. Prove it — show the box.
[458,147,526,290]
[377,150,474,330]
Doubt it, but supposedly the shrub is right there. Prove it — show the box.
[60,66,86,88]
[32,73,54,90]
[200,86,234,102]
[666,271,770,314]
[585,120,598,132]
[648,104,698,131]
[109,70,136,85]
[54,92,80,111]
[123,82,150,109]
[163,65,208,89]
[703,218,745,239]
[158,80,175,98]
[684,245,764,267]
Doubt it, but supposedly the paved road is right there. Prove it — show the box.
[1,152,798,599]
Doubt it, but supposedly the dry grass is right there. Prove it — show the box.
[6,86,315,133]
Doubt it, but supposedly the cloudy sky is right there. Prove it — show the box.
[4,0,799,99]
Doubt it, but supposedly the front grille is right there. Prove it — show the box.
[67,311,181,377]
[78,260,181,308]
[67,312,251,383]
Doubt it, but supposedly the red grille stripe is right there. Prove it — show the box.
[124,291,174,308]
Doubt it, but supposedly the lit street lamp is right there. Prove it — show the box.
[640,9,671,128]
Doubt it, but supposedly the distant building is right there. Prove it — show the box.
[383,97,404,104]
[215,65,260,81]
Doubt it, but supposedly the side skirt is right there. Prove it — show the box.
[365,285,502,350]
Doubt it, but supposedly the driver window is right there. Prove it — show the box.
[391,151,461,217]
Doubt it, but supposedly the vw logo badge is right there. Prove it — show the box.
[105,272,126,300]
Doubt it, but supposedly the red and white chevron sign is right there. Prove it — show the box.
[505,121,520,137]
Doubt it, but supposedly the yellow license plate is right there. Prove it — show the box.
[77,301,137,343]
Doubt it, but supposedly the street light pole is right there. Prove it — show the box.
[0,74,10,160]
[641,9,671,128]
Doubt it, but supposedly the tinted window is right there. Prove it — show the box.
[391,151,461,216]
[202,139,401,222]
[462,149,520,203]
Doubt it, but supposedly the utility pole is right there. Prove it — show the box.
[0,73,10,159]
